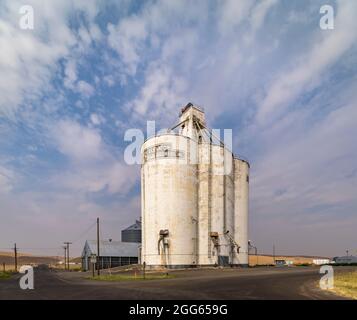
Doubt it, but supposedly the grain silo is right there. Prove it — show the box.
[141,103,249,268]
[121,220,141,243]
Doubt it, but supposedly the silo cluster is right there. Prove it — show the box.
[141,103,249,268]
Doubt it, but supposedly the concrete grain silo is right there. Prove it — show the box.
[141,103,249,268]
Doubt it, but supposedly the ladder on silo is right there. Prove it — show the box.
[224,231,240,253]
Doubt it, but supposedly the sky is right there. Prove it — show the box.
[0,0,356,258]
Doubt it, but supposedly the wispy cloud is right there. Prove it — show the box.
[256,0,357,126]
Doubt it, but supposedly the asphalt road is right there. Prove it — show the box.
[0,266,354,300]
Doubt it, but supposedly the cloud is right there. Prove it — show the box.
[63,60,78,89]
[107,15,148,76]
[51,162,138,195]
[76,80,95,98]
[0,165,14,194]
[108,0,281,123]
[90,113,104,126]
[253,99,357,209]
[102,74,115,87]
[125,63,186,120]
[255,0,357,126]
[0,0,101,117]
[250,0,277,32]
[51,119,138,195]
[53,120,102,162]
[218,0,255,34]
[64,62,95,98]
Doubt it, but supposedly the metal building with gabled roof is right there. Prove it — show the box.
[81,240,139,271]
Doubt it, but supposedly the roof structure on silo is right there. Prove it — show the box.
[180,102,204,115]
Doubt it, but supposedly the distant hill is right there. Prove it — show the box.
[0,251,60,265]
[0,251,30,257]
[70,257,82,263]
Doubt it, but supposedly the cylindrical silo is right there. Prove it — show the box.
[223,150,235,264]
[209,145,235,266]
[233,158,249,266]
[141,134,198,268]
[197,143,235,266]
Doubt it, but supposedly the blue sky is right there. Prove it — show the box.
[0,0,356,257]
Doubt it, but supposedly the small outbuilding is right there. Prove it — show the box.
[81,240,139,271]
[333,256,357,264]
[313,259,330,265]
[275,259,286,266]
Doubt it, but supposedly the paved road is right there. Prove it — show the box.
[0,266,353,300]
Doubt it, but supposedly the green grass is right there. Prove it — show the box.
[332,271,357,299]
[0,272,12,280]
[88,273,175,281]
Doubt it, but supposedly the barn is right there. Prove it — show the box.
[81,240,139,271]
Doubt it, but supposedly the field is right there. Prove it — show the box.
[0,251,62,271]
[249,254,328,266]
[332,271,357,299]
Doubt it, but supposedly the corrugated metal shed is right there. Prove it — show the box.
[82,240,139,257]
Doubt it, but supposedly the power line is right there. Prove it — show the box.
[70,221,97,244]
[12,247,63,250]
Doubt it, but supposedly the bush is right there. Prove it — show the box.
[0,272,11,279]
[250,264,275,267]
[329,263,357,267]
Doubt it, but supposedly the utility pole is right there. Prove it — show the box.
[63,246,67,270]
[273,244,276,265]
[63,242,72,271]
[97,217,100,276]
[14,243,18,272]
